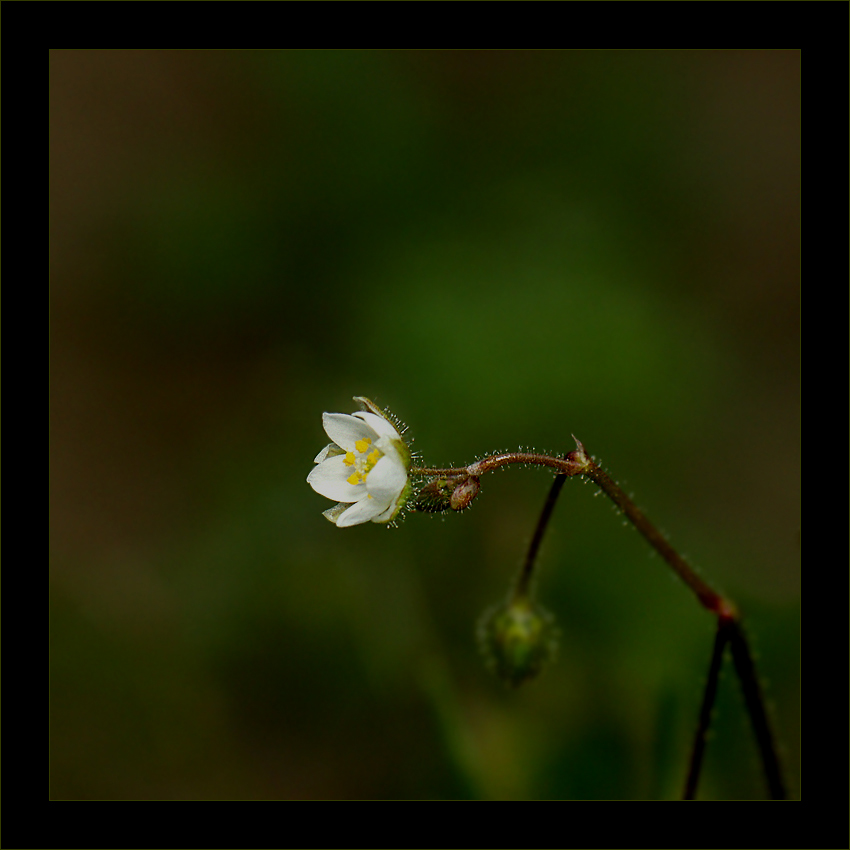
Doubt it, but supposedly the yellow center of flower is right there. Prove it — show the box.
[343,437,382,487]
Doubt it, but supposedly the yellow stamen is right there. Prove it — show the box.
[342,437,384,490]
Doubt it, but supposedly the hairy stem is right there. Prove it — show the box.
[414,441,732,616]
[412,451,582,479]
[578,460,731,617]
[415,438,786,798]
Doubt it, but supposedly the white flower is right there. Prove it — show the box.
[307,397,411,527]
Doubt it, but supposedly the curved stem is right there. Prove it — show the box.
[413,442,731,616]
[415,439,786,798]
[411,451,583,479]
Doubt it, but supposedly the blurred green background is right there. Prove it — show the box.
[50,49,799,800]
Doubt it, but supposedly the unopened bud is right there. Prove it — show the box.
[412,477,457,512]
[477,596,558,687]
[449,475,480,511]
[413,475,481,513]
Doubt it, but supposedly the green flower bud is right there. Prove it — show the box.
[412,477,457,512]
[412,475,481,513]
[477,595,558,687]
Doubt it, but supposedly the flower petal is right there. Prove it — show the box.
[352,411,401,442]
[307,455,367,502]
[321,413,376,453]
[366,454,408,503]
[336,495,391,527]
[370,501,399,523]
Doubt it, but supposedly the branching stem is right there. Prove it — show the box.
[414,440,733,617]
[413,437,785,799]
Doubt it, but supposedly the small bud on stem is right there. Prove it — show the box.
[477,595,558,688]
[412,474,481,513]
[414,436,730,618]
[449,475,480,511]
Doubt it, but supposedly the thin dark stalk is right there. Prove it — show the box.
[728,620,787,799]
[683,622,731,799]
[514,463,568,599]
